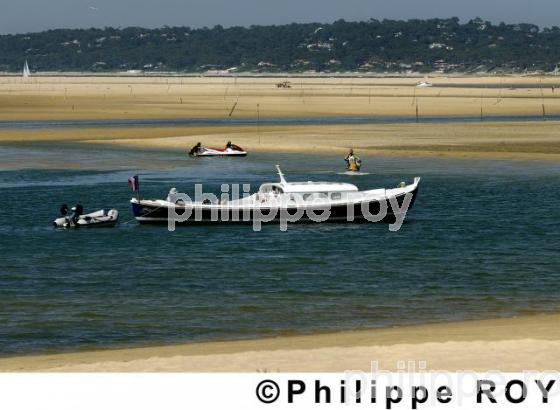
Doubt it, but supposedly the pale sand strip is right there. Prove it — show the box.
[2,121,560,162]
[85,121,560,161]
[1,314,559,372]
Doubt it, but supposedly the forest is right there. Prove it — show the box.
[2,17,560,73]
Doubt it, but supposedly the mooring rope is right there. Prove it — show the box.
[120,204,165,226]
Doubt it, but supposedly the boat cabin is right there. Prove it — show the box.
[258,181,358,201]
[256,166,360,202]
[258,182,358,194]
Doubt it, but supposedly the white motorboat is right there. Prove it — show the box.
[131,166,420,227]
[53,204,119,228]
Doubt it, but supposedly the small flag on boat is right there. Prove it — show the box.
[128,175,139,191]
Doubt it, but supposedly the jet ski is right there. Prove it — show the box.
[345,156,362,173]
[53,204,119,228]
[189,142,247,157]
[338,171,370,176]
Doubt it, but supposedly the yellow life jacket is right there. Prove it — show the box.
[348,161,358,171]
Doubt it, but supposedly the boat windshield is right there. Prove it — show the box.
[259,184,284,194]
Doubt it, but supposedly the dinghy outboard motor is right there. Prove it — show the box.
[53,204,71,227]
[70,204,83,225]
[60,203,69,216]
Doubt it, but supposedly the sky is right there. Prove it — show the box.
[0,0,558,34]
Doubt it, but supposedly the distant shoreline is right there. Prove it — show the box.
[2,71,560,79]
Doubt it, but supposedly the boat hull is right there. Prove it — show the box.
[190,147,248,157]
[193,152,247,157]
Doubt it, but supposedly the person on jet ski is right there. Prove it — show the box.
[344,149,361,172]
[189,142,202,156]
[225,141,233,151]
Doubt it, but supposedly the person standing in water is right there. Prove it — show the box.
[344,149,361,171]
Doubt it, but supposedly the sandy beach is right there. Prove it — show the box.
[2,121,560,162]
[73,121,560,161]
[1,75,560,162]
[1,314,559,372]
[1,75,560,121]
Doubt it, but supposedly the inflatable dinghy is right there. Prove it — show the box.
[53,204,119,228]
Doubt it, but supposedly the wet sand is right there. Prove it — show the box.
[1,314,559,372]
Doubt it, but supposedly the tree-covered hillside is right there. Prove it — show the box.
[2,18,560,73]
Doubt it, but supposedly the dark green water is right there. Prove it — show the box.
[1,144,559,356]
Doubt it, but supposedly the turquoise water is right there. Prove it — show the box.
[1,144,560,356]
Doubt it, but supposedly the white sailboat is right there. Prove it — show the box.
[22,60,31,78]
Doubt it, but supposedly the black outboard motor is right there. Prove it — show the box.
[60,204,69,216]
[71,204,84,225]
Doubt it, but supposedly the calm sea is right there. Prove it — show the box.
[1,143,559,356]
